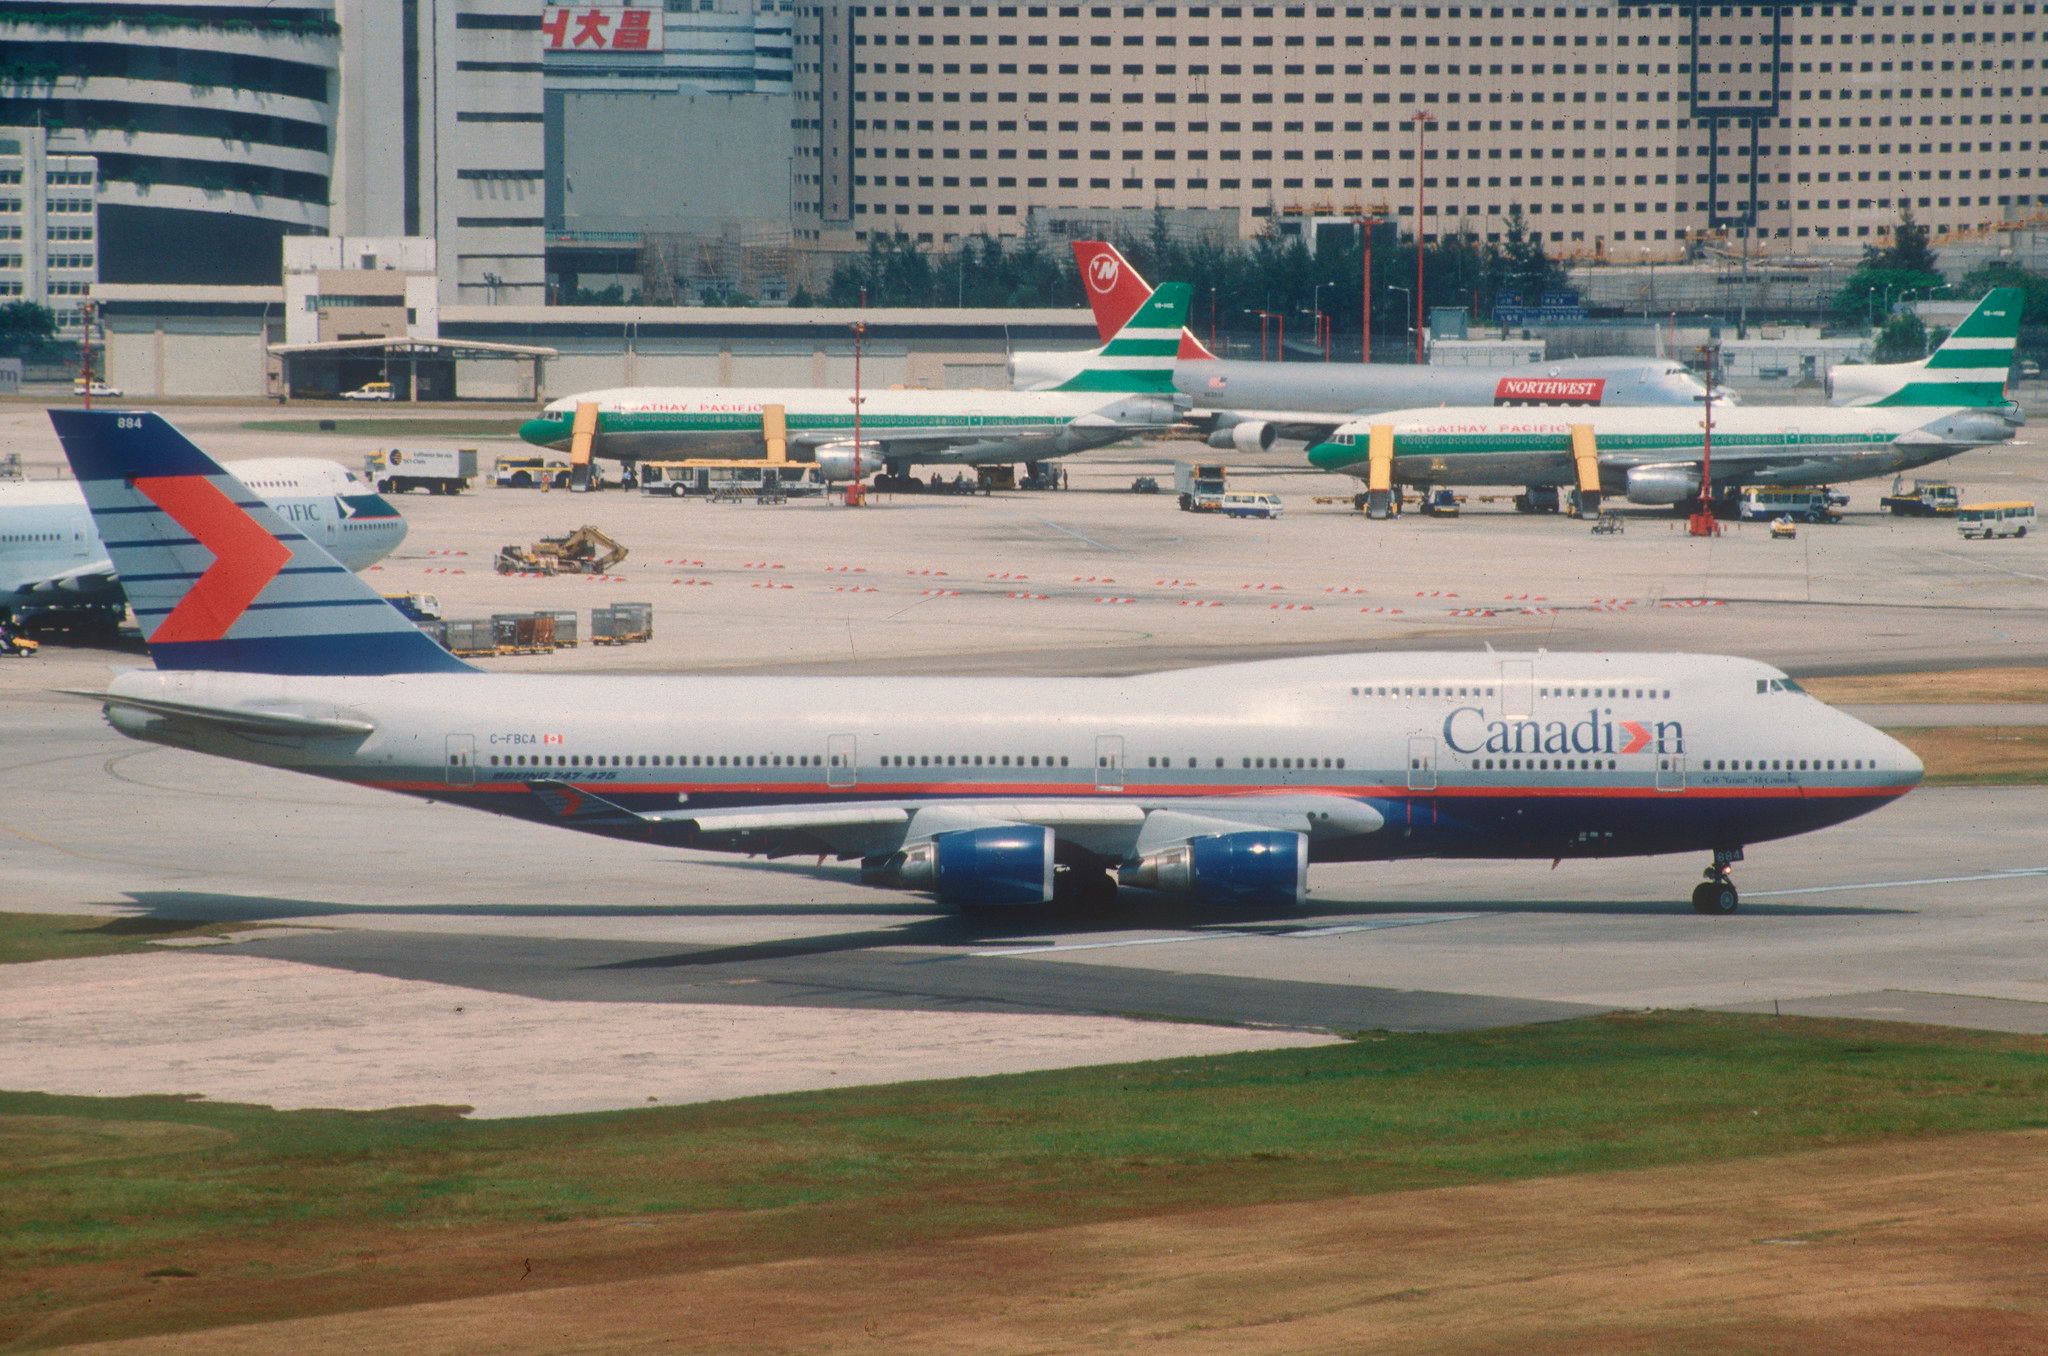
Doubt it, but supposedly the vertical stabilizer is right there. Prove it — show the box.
[1049,282,1193,393]
[1872,287,2022,407]
[49,410,472,675]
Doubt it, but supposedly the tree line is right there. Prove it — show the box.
[807,210,1569,349]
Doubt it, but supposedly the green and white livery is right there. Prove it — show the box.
[1308,289,2023,505]
[1829,287,2025,408]
[520,285,1193,482]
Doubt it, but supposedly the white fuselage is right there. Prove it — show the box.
[1312,401,2019,493]
[99,651,1918,868]
[524,386,1183,468]
[1,460,405,608]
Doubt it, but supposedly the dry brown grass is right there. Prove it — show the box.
[1891,726,2048,785]
[1804,666,2048,705]
[68,1130,2048,1355]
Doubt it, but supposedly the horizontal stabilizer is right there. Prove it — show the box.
[67,689,376,738]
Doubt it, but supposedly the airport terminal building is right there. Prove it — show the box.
[792,0,2047,259]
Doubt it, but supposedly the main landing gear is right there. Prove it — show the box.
[1692,847,1744,914]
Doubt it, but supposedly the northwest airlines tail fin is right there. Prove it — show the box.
[1871,287,2022,408]
[1070,241,1217,360]
[48,410,472,675]
[1047,282,1193,393]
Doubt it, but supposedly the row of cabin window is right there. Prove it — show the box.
[1465,757,1620,770]
[1708,757,1873,771]
[1347,684,1672,700]
[488,753,824,768]
[1144,756,1347,768]
[880,754,1072,767]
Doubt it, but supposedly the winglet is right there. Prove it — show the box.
[48,409,473,676]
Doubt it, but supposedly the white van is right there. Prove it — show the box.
[1220,491,1283,519]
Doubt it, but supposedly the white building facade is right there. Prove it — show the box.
[332,0,547,305]
[0,126,98,335]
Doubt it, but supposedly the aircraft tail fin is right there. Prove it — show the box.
[48,409,473,675]
[1071,240,1155,342]
[1048,282,1191,393]
[1070,239,1216,361]
[1871,287,2022,407]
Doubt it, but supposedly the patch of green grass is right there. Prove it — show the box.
[0,913,250,966]
[239,418,523,439]
[2,1012,2044,1291]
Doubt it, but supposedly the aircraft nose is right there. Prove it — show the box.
[1875,727,1924,787]
[518,416,565,448]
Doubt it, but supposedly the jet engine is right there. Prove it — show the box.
[865,825,1056,906]
[1624,464,1702,506]
[1119,830,1308,908]
[810,442,875,483]
[1206,419,1276,453]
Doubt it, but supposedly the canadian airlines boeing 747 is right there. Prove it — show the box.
[52,410,1920,915]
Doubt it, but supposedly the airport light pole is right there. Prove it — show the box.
[1311,283,1327,361]
[1353,212,1385,363]
[1410,109,1436,364]
[848,320,866,507]
[1689,341,1722,538]
[77,299,96,408]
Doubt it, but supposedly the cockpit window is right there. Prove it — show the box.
[1755,677,1805,694]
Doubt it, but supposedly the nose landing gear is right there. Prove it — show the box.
[1692,847,1744,914]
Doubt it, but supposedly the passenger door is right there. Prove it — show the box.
[1500,660,1534,722]
[827,733,858,790]
[1094,735,1125,792]
[445,734,476,788]
[1406,735,1438,792]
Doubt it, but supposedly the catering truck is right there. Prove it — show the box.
[365,447,478,495]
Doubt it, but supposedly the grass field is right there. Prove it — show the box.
[5,1012,2045,1348]
[1806,665,2048,705]
[0,912,250,966]
[1890,726,2048,785]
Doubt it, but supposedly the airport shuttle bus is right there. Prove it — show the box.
[639,460,827,498]
[52,410,1924,918]
[1957,502,2035,539]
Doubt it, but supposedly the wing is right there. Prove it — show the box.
[1185,409,1353,445]
[528,788,1381,863]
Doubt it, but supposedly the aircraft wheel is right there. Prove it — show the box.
[1691,879,1739,915]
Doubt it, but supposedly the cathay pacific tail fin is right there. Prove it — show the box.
[1872,287,2022,408]
[1048,281,1192,393]
[48,409,472,675]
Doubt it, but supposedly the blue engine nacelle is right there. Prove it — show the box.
[1120,830,1308,907]
[865,825,1056,907]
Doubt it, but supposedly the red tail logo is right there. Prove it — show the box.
[1087,254,1121,295]
[134,476,291,643]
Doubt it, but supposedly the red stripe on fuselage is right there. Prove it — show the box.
[360,778,1913,801]
[133,477,293,643]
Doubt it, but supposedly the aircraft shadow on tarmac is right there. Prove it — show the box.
[123,889,1905,976]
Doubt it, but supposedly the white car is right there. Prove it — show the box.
[342,381,395,401]
[1220,490,1283,519]
[72,380,122,398]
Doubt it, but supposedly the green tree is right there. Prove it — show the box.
[1872,311,1927,363]
[0,301,58,359]
[1958,261,2048,326]
[1831,208,1944,321]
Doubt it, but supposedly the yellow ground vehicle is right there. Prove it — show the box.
[494,456,573,489]
[495,526,628,576]
[1957,502,2035,540]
